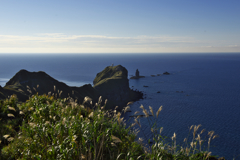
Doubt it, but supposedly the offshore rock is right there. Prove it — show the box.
[130,69,145,79]
[163,71,170,75]
[93,65,142,109]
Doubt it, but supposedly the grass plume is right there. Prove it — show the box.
[0,94,224,160]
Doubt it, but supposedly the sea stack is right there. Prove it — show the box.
[136,69,140,77]
[130,69,145,79]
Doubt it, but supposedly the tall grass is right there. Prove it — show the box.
[133,104,223,160]
[0,93,225,159]
[0,94,144,159]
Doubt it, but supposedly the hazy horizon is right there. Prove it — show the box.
[1,0,240,54]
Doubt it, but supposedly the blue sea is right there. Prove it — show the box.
[0,53,240,159]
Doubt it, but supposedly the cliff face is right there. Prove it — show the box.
[1,66,142,109]
[93,65,142,109]
[3,69,100,103]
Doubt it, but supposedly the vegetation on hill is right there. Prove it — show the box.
[93,65,143,109]
[0,66,143,111]
[1,69,101,104]
[0,93,224,160]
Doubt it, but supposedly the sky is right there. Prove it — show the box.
[0,0,240,54]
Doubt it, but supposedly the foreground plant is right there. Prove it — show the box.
[1,95,144,160]
[0,94,224,160]
[133,104,222,160]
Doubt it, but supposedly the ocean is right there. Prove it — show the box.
[0,53,240,159]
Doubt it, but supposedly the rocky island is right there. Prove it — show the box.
[0,65,143,110]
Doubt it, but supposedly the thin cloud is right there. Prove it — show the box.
[0,34,195,45]
[0,33,238,53]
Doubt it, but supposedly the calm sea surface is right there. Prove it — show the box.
[0,53,240,159]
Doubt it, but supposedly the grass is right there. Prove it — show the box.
[0,93,225,159]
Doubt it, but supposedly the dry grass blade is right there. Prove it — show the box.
[7,114,15,117]
[160,127,163,134]
[27,89,32,94]
[205,152,212,159]
[124,106,131,113]
[18,89,24,92]
[140,105,149,117]
[98,96,102,104]
[149,106,154,117]
[156,106,162,118]
[3,135,10,139]
[104,99,108,105]
[59,90,63,97]
[134,111,139,115]
[213,134,219,140]
[7,137,14,142]
[127,101,134,105]
[88,112,94,118]
[193,124,201,139]
[172,132,176,141]
[131,123,136,127]
[200,129,205,135]
[83,96,92,104]
[138,137,144,142]
[134,118,141,127]
[81,154,86,160]
[111,135,122,143]
[111,142,117,147]
[19,111,24,115]
[208,130,214,137]
[8,106,16,112]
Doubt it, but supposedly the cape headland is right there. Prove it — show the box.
[0,65,143,110]
[93,65,143,109]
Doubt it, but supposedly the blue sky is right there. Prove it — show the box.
[0,0,240,53]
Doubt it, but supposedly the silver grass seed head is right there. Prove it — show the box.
[8,106,16,112]
[134,111,140,115]
[104,99,108,105]
[98,96,102,104]
[7,114,15,118]
[156,106,163,118]
[149,106,154,117]
[160,127,163,134]
[3,135,10,139]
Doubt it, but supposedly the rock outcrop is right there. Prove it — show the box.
[130,69,145,79]
[2,69,100,103]
[1,66,143,110]
[163,72,170,75]
[93,65,142,109]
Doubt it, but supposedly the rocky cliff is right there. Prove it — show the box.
[93,65,142,109]
[2,69,100,103]
[1,66,142,109]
